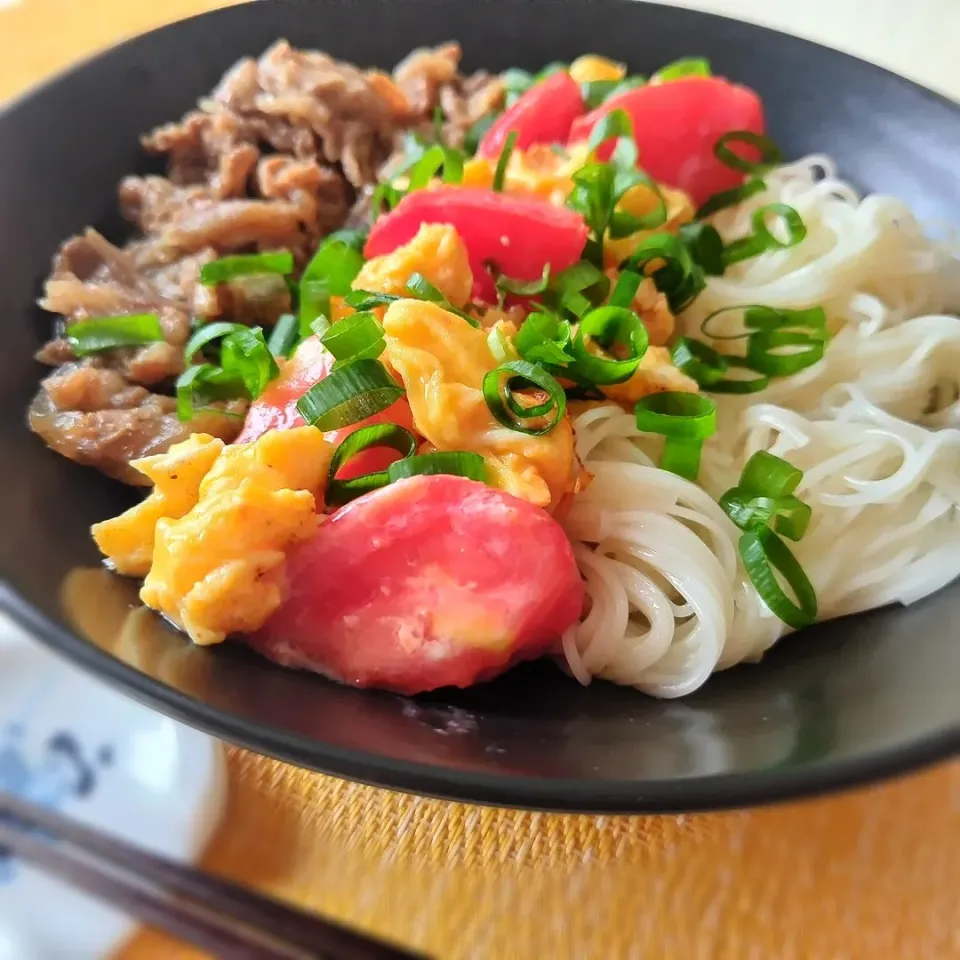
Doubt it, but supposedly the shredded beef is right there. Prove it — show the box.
[30,40,502,481]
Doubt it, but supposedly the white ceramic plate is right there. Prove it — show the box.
[0,615,226,959]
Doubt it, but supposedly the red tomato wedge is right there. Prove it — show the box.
[250,475,585,694]
[477,71,585,159]
[236,336,415,480]
[568,76,765,207]
[365,187,589,303]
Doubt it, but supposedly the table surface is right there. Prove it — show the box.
[2,2,959,959]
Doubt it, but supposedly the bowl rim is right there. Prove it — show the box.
[4,586,958,813]
[2,0,959,812]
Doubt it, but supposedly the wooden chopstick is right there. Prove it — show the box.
[0,792,429,960]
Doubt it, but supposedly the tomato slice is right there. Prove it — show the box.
[236,336,415,481]
[250,475,585,694]
[569,76,765,207]
[365,187,588,303]
[477,71,585,159]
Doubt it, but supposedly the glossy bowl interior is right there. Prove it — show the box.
[0,0,958,812]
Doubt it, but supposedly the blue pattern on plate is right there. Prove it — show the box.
[0,723,113,883]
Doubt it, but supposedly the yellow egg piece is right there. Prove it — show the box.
[600,346,699,406]
[353,222,473,308]
[382,298,580,509]
[92,425,335,647]
[569,55,626,85]
[91,433,224,577]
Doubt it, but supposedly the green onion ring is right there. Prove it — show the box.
[482,360,567,435]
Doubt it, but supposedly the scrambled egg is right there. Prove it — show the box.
[568,55,626,84]
[601,346,699,405]
[92,434,224,577]
[382,299,580,509]
[94,427,333,647]
[353,223,473,308]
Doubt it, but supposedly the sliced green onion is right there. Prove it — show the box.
[719,491,812,542]
[183,321,244,362]
[739,527,817,629]
[325,423,418,506]
[370,182,405,219]
[267,313,299,358]
[773,498,813,541]
[623,232,706,313]
[722,203,807,266]
[701,304,828,341]
[704,362,771,394]
[537,62,568,80]
[463,111,499,155]
[66,313,164,357]
[608,75,647,99]
[296,358,404,431]
[609,270,642,308]
[405,272,478,327]
[320,311,385,365]
[714,131,783,175]
[406,144,464,190]
[387,451,488,484]
[651,57,711,84]
[515,311,573,366]
[634,391,717,480]
[493,263,551,300]
[678,222,725,276]
[587,108,635,157]
[324,228,368,252]
[634,391,717,439]
[492,130,518,192]
[671,337,730,386]
[345,290,401,311]
[746,330,826,376]
[581,79,621,109]
[546,261,610,317]
[200,252,294,286]
[482,360,566,435]
[739,450,802,497]
[571,305,649,385]
[299,238,366,336]
[697,177,768,220]
[175,363,242,422]
[219,326,279,400]
[608,170,668,237]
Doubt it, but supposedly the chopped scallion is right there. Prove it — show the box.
[267,313,299,358]
[199,252,294,286]
[739,527,817,629]
[320,311,386,365]
[634,391,717,480]
[387,451,488,483]
[296,358,404,431]
[482,360,567,435]
[492,130,518,192]
[571,305,649,385]
[325,423,418,506]
[650,57,711,84]
[66,313,164,357]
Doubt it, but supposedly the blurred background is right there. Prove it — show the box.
[2,0,960,102]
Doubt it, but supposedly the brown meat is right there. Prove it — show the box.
[30,367,245,486]
[30,41,502,483]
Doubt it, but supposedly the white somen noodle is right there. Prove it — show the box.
[563,156,960,697]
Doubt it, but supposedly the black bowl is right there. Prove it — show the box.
[1,0,958,813]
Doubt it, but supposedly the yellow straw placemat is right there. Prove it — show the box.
[121,749,960,958]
